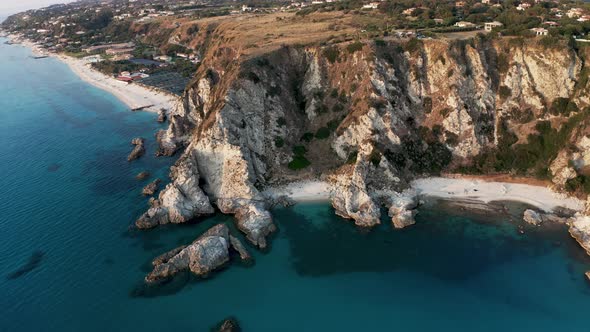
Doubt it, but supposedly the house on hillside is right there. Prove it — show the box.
[530,27,548,36]
[484,21,503,31]
[454,21,475,28]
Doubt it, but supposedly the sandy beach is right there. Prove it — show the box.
[264,180,330,201]
[412,177,585,213]
[265,176,586,213]
[14,36,177,113]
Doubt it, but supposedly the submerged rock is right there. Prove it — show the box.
[146,224,231,284]
[127,138,146,161]
[142,179,161,196]
[213,317,241,332]
[135,171,150,180]
[229,235,251,261]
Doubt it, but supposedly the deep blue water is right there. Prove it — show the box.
[1,38,590,331]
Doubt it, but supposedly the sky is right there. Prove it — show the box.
[0,0,74,16]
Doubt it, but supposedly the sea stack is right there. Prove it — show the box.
[127,137,145,161]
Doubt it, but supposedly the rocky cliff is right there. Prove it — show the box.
[141,34,590,248]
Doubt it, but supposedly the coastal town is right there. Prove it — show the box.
[3,0,590,98]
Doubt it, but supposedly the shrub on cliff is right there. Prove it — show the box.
[315,127,331,139]
[346,41,364,54]
[323,46,340,64]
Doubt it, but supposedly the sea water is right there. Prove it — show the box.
[1,39,590,332]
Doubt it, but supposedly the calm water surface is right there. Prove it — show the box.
[1,38,590,331]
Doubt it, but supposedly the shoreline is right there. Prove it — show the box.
[6,35,178,113]
[265,176,586,214]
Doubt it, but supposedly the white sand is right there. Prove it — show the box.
[264,180,330,201]
[56,55,177,112]
[265,177,586,213]
[15,36,177,113]
[412,177,585,212]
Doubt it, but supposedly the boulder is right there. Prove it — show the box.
[586,271,590,283]
[145,224,231,284]
[523,209,543,226]
[127,138,145,161]
[157,109,167,123]
[388,191,418,229]
[142,179,161,196]
[234,203,276,249]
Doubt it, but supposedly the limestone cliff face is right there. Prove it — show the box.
[143,36,589,243]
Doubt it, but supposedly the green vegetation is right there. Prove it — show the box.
[323,46,340,64]
[549,98,578,116]
[498,86,512,100]
[288,145,311,170]
[277,117,287,127]
[315,127,331,139]
[301,132,314,142]
[347,151,358,164]
[467,109,590,178]
[274,137,285,148]
[346,41,364,54]
[369,149,382,166]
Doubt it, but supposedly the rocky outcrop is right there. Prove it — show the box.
[330,162,381,227]
[142,179,161,196]
[157,108,167,123]
[523,209,544,226]
[144,36,590,255]
[523,209,569,225]
[136,150,214,229]
[233,204,276,249]
[127,137,145,161]
[146,224,231,284]
[388,191,419,229]
[569,216,590,255]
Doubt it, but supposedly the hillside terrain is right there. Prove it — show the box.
[128,12,590,249]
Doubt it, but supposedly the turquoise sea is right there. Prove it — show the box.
[1,38,590,331]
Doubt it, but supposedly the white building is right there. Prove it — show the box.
[484,21,503,31]
[454,21,475,28]
[531,27,548,36]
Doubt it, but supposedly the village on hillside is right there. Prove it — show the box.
[4,0,590,94]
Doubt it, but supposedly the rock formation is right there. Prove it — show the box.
[142,179,161,196]
[157,108,167,123]
[136,151,214,229]
[140,34,590,255]
[214,317,241,332]
[146,223,251,284]
[127,137,145,161]
[388,191,419,229]
[146,224,231,284]
[523,209,543,226]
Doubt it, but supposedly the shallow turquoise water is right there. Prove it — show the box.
[1,38,590,331]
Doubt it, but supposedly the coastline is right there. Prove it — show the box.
[266,176,586,213]
[9,35,178,113]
